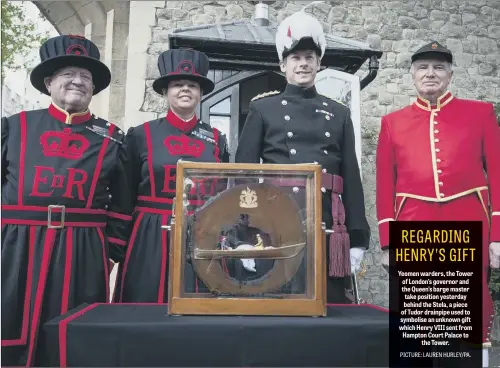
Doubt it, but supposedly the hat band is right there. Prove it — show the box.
[284,38,321,55]
[167,72,203,77]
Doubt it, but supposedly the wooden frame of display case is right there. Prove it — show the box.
[167,162,326,317]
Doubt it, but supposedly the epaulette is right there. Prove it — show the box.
[320,93,347,107]
[251,90,280,101]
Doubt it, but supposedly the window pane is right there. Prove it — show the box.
[210,115,231,149]
[210,97,230,114]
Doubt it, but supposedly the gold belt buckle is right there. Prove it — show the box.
[48,205,65,229]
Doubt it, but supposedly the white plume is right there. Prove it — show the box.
[275,8,327,62]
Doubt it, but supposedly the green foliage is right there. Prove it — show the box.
[1,1,49,82]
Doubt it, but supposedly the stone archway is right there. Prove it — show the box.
[32,0,130,128]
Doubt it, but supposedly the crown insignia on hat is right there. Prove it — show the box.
[66,44,88,56]
[431,43,438,49]
[164,135,204,158]
[176,60,196,74]
[40,129,90,160]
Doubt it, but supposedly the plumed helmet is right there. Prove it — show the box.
[275,11,327,62]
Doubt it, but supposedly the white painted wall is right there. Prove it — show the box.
[2,2,57,117]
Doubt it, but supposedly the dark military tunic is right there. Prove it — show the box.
[114,109,230,303]
[235,83,370,302]
[1,104,131,366]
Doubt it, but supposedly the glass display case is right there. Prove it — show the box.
[167,161,326,316]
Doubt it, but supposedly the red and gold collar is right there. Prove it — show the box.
[415,91,454,111]
[48,103,91,125]
[166,109,198,133]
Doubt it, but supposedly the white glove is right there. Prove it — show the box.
[483,347,489,368]
[489,242,500,268]
[241,258,256,273]
[235,244,257,273]
[350,247,365,273]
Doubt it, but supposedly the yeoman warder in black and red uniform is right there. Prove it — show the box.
[1,35,132,366]
[113,49,230,303]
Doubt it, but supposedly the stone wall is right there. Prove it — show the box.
[1,84,48,118]
[142,0,500,308]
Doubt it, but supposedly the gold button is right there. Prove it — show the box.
[282,100,287,105]
[284,115,290,121]
[437,170,442,174]
[325,115,330,120]
[434,130,439,133]
[440,193,445,197]
[437,159,441,163]
[439,182,443,186]
[434,121,438,125]
[435,139,440,142]
[435,149,440,152]
[321,187,326,193]
[322,168,327,173]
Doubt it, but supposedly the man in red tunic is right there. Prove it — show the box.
[376,41,500,366]
[1,35,132,366]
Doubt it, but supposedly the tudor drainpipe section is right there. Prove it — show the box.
[254,1,270,26]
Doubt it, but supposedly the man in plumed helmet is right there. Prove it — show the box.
[113,48,230,303]
[1,35,132,366]
[235,10,370,303]
[376,41,500,366]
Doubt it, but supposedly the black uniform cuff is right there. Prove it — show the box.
[348,229,370,250]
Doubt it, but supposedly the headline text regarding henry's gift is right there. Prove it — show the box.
[389,222,483,367]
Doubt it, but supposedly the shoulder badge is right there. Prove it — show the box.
[86,120,124,145]
[320,93,347,107]
[251,90,280,101]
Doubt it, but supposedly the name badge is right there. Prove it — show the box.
[315,109,334,117]
[192,129,215,144]
[199,128,214,138]
[86,125,122,145]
